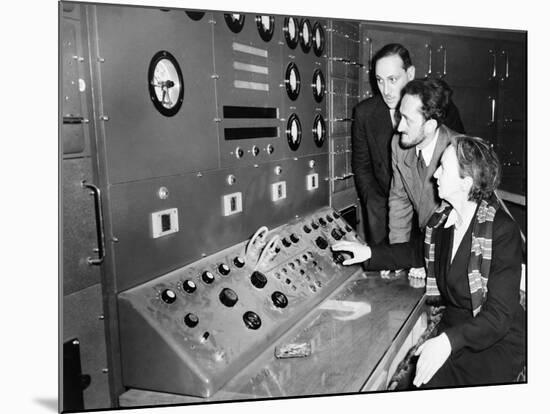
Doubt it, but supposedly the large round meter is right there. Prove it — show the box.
[300,19,313,53]
[284,17,299,49]
[256,15,274,41]
[312,69,326,103]
[287,114,302,151]
[285,62,301,101]
[148,51,184,117]
[313,114,326,147]
[312,22,325,57]
[225,13,245,33]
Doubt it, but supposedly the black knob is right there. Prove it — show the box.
[218,263,230,276]
[303,225,311,233]
[290,233,300,244]
[243,311,262,330]
[333,212,340,219]
[202,270,215,284]
[282,238,291,248]
[271,291,288,308]
[160,289,177,304]
[250,271,267,289]
[326,214,333,223]
[219,288,238,307]
[332,251,346,265]
[345,225,352,232]
[315,236,328,250]
[184,313,199,328]
[319,218,327,227]
[311,221,319,230]
[182,280,197,293]
[331,228,342,240]
[233,256,245,268]
[288,262,295,270]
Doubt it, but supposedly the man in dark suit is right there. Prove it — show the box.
[389,78,461,244]
[352,44,464,245]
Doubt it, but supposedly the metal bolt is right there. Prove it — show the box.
[100,115,109,121]
[102,368,109,374]
[111,237,119,243]
[98,315,105,320]
[97,57,105,63]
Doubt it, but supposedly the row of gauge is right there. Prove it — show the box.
[206,12,326,56]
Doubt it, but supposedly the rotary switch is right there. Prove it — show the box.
[243,311,262,330]
[271,291,288,308]
[184,313,199,328]
[290,233,300,244]
[202,270,215,284]
[303,225,311,233]
[331,228,343,241]
[219,288,238,307]
[326,214,334,223]
[182,280,197,293]
[282,238,291,248]
[218,263,231,276]
[315,236,328,250]
[161,288,177,304]
[319,217,327,227]
[233,256,245,268]
[311,221,319,230]
[250,271,267,289]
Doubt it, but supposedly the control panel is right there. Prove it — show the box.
[118,206,360,397]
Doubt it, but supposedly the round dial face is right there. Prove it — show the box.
[312,22,325,56]
[287,114,302,151]
[312,69,325,103]
[300,19,312,53]
[285,62,301,100]
[257,15,274,41]
[313,114,326,147]
[225,13,245,33]
[148,51,184,117]
[284,17,299,49]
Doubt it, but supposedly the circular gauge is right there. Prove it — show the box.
[300,19,313,53]
[312,69,326,103]
[225,13,245,33]
[256,15,274,42]
[285,62,301,100]
[284,17,299,49]
[185,11,205,21]
[148,51,184,117]
[286,114,302,151]
[313,114,326,147]
[312,22,325,57]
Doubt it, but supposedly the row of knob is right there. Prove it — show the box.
[177,309,266,330]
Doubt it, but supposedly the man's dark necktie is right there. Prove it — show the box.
[417,150,427,181]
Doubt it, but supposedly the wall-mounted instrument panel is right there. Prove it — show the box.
[118,206,360,397]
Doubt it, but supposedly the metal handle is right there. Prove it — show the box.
[366,37,373,69]
[491,49,497,78]
[439,46,447,78]
[489,97,496,124]
[501,50,509,80]
[332,173,355,181]
[82,181,106,266]
[425,44,432,77]
[63,116,89,125]
[333,117,353,122]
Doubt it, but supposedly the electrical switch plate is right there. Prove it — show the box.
[306,173,319,190]
[223,192,243,216]
[271,181,287,202]
[151,208,179,238]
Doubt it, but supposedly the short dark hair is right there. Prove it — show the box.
[372,43,413,71]
[450,135,501,202]
[401,78,452,126]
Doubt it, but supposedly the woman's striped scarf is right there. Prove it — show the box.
[424,196,499,317]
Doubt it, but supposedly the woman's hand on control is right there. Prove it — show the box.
[413,333,451,387]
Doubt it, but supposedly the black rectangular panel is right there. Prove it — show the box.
[224,127,278,140]
[223,106,278,119]
[63,338,85,412]
[340,205,358,230]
